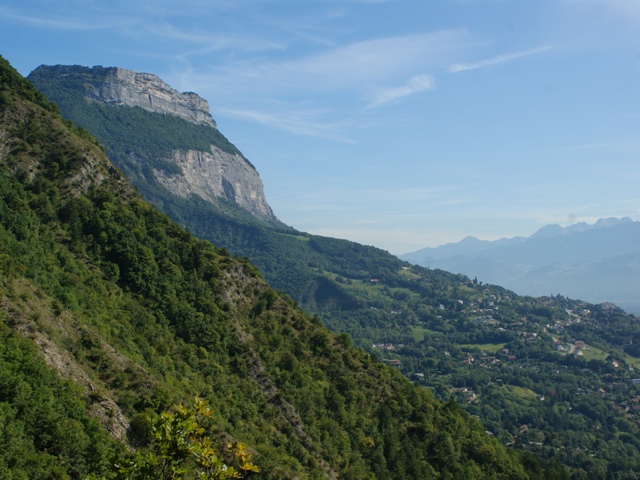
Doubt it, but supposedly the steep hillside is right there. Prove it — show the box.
[25,61,640,479]
[28,63,442,318]
[0,55,547,479]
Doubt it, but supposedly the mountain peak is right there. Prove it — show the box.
[593,216,633,228]
[30,64,216,128]
[530,223,564,238]
[28,64,281,225]
[459,235,480,243]
[530,217,635,239]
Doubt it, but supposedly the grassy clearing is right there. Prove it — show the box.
[398,268,421,280]
[410,326,441,342]
[580,346,609,362]
[579,346,640,369]
[461,343,507,353]
[621,352,640,369]
[506,385,537,399]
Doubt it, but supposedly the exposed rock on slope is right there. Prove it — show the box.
[34,64,215,127]
[154,147,276,222]
[28,64,279,224]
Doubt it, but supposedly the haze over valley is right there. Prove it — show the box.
[402,217,640,314]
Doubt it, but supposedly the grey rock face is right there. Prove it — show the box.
[153,146,276,221]
[35,64,216,127]
[31,64,278,223]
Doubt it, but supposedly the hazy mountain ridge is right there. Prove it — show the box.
[401,218,640,312]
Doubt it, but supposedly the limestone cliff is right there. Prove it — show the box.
[153,147,276,221]
[28,65,279,224]
[32,64,216,127]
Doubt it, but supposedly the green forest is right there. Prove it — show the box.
[0,54,567,479]
[24,59,640,479]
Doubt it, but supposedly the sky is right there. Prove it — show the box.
[1,0,640,254]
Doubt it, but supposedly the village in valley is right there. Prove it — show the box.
[364,280,640,447]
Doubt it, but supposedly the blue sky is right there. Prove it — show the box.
[2,0,640,254]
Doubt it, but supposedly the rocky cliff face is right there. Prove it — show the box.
[32,64,216,127]
[154,147,276,221]
[29,65,278,224]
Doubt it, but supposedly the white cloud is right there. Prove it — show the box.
[286,30,466,88]
[366,74,436,108]
[142,22,286,53]
[447,46,552,73]
[0,6,134,30]
[167,29,471,137]
[219,107,356,142]
[187,29,469,98]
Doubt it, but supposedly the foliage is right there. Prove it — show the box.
[0,56,59,114]
[25,55,640,478]
[0,324,121,479]
[0,56,546,479]
[97,398,259,480]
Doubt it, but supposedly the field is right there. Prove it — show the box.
[461,343,507,353]
[579,346,609,362]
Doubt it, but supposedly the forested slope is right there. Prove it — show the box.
[26,60,640,479]
[0,55,550,479]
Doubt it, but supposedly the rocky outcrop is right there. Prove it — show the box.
[2,281,131,444]
[29,65,279,224]
[31,64,215,127]
[153,146,276,221]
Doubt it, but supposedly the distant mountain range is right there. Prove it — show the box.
[400,217,640,313]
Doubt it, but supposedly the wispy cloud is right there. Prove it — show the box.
[447,46,552,73]
[188,29,468,97]
[367,74,436,108]
[290,30,466,87]
[219,107,357,142]
[170,29,470,137]
[0,6,134,30]
[143,22,285,53]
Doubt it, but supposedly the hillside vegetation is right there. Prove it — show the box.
[26,60,640,479]
[0,55,554,479]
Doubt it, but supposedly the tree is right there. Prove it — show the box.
[95,398,259,480]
